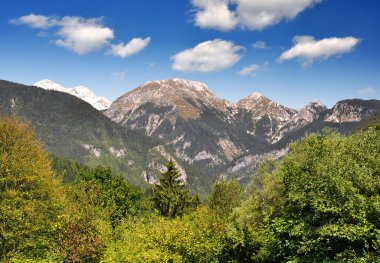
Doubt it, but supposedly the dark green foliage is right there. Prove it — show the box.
[209,179,242,216]
[0,79,166,187]
[73,167,144,226]
[50,154,89,183]
[153,161,199,218]
[236,129,380,262]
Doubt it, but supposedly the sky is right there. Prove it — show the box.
[0,0,379,109]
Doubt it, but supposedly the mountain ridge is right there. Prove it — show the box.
[105,78,380,183]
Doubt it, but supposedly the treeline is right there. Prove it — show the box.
[1,116,379,262]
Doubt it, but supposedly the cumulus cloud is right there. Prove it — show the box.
[10,14,150,57]
[252,41,268,49]
[358,87,376,96]
[108,37,151,58]
[171,39,243,72]
[10,13,57,29]
[55,17,114,54]
[278,36,360,66]
[10,14,114,54]
[238,61,269,77]
[191,0,321,31]
[192,0,238,31]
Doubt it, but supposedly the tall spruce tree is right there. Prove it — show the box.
[153,161,198,218]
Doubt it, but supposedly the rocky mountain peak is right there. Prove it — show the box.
[238,92,297,121]
[107,78,230,123]
[33,79,111,111]
[136,78,211,97]
[309,99,325,107]
[246,92,265,100]
[296,99,327,123]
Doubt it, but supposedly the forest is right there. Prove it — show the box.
[1,115,379,263]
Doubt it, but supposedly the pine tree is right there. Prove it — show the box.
[153,161,198,218]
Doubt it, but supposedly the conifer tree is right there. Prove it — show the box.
[153,161,198,218]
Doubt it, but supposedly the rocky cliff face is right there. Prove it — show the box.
[106,79,266,174]
[105,78,380,185]
[324,99,379,123]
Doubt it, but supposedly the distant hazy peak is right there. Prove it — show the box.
[33,79,111,111]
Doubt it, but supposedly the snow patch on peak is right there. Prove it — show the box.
[34,79,68,93]
[71,86,95,96]
[171,78,209,91]
[143,78,209,92]
[247,92,265,100]
[33,79,111,111]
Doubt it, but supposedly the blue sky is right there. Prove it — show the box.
[0,0,379,109]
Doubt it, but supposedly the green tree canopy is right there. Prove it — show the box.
[237,129,380,262]
[73,166,144,226]
[0,116,65,261]
[153,161,198,218]
[209,178,242,216]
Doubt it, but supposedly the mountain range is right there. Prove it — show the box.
[1,78,379,193]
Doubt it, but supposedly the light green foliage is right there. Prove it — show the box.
[102,206,231,263]
[153,161,199,218]
[209,179,242,216]
[0,116,65,261]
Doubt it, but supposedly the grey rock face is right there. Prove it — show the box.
[105,79,380,187]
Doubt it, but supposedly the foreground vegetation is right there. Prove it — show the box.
[0,116,379,262]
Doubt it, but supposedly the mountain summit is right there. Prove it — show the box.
[33,79,111,110]
[105,78,380,186]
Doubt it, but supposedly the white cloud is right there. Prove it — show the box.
[238,64,260,76]
[10,14,150,57]
[9,13,57,29]
[55,17,114,55]
[192,0,238,31]
[252,41,268,49]
[238,61,269,77]
[10,14,114,54]
[111,69,128,80]
[191,0,321,31]
[108,37,151,58]
[278,36,360,66]
[358,87,376,96]
[171,39,243,72]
